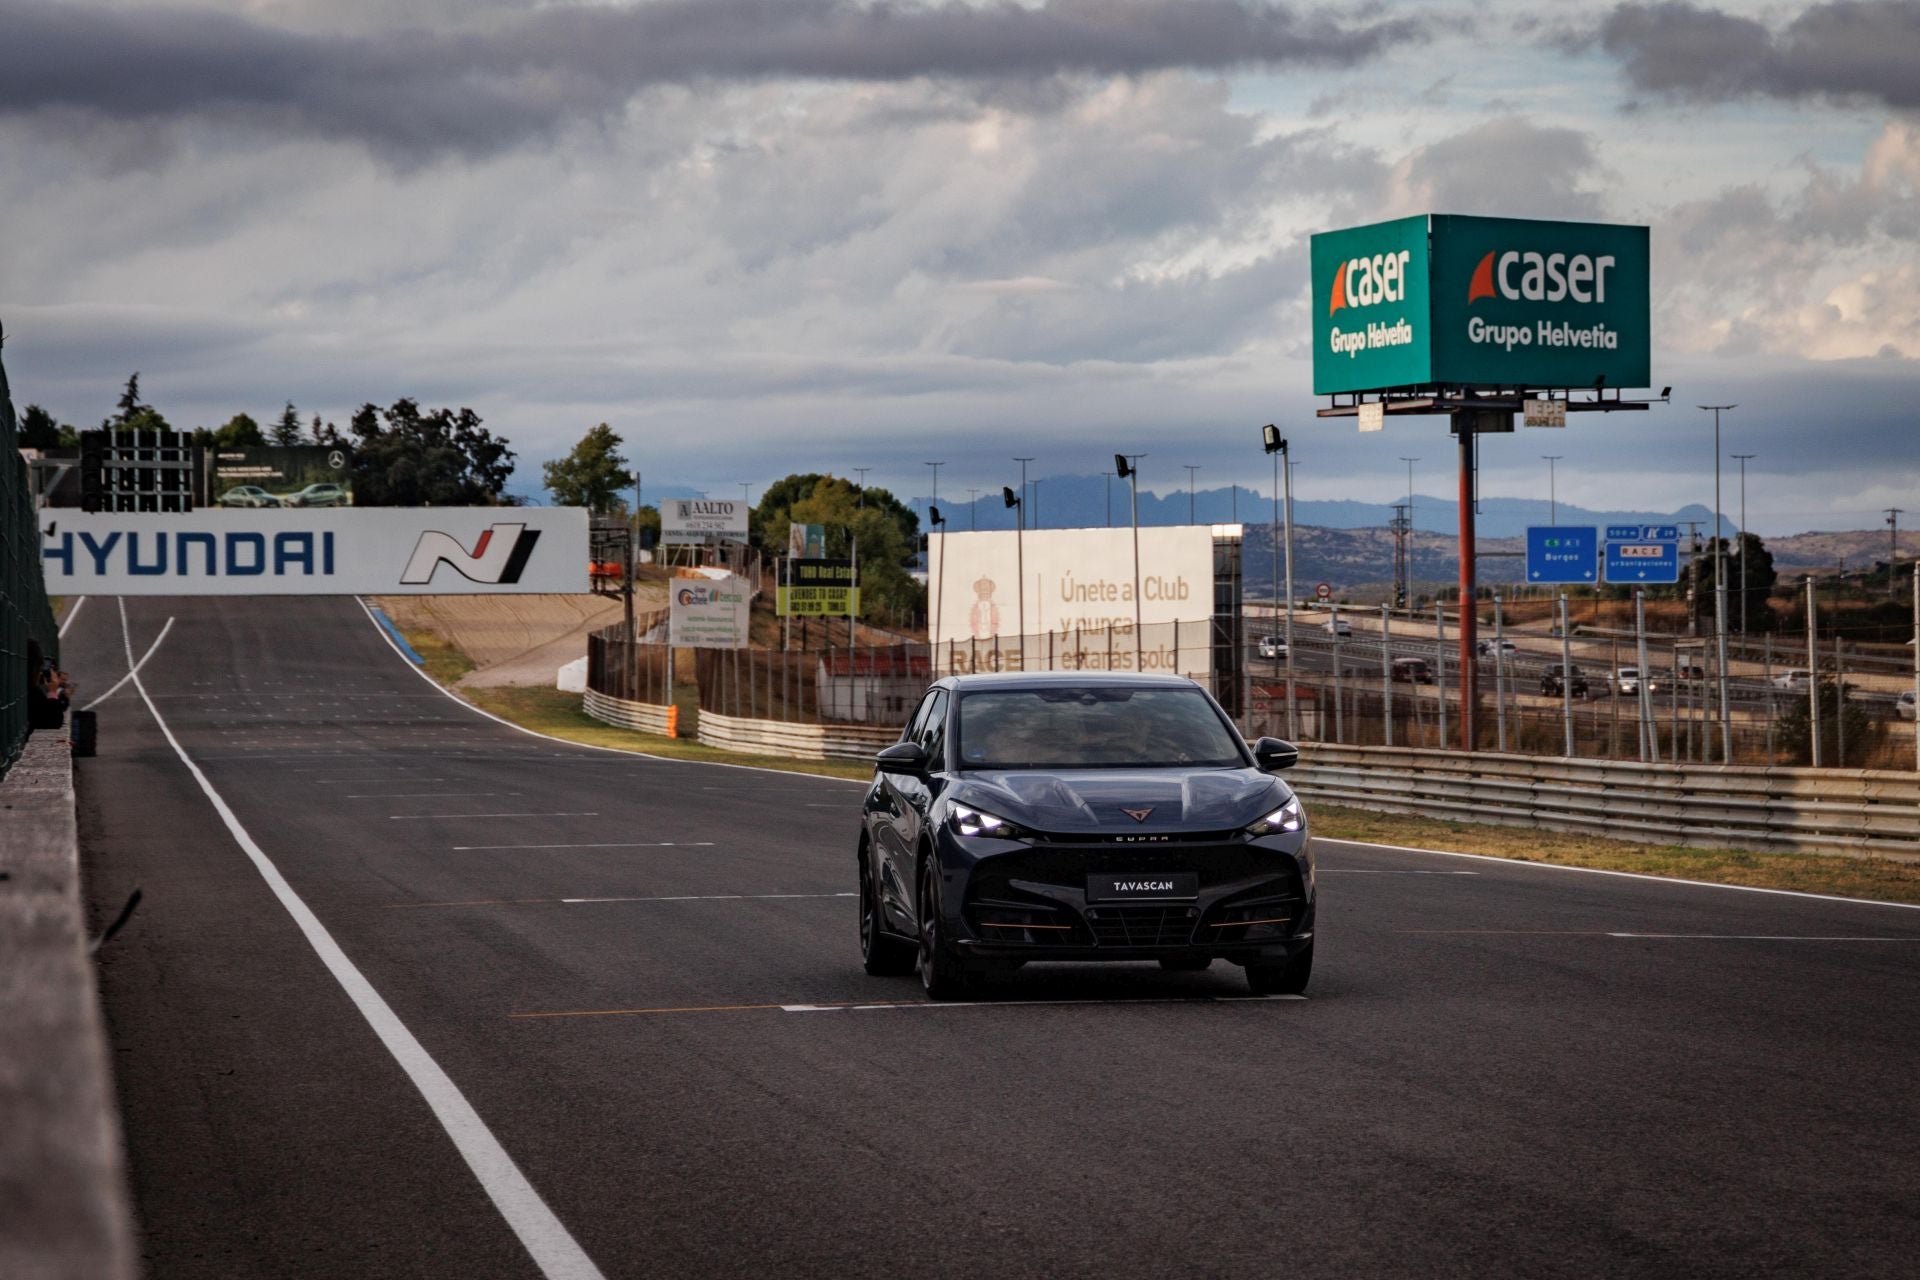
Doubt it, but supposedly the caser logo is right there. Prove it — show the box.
[400,523,541,585]
[1328,249,1413,315]
[1468,250,1617,305]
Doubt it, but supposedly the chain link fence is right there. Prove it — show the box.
[2,349,62,778]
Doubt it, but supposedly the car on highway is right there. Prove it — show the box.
[1773,668,1814,691]
[1390,657,1430,683]
[1476,638,1518,658]
[1613,666,1658,696]
[217,485,280,508]
[1257,635,1287,659]
[282,482,349,507]
[1672,658,1706,684]
[1540,664,1590,698]
[857,672,1314,1000]
[1899,690,1916,722]
[1322,617,1352,637]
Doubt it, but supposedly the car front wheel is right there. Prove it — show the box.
[916,860,977,1001]
[1246,940,1312,995]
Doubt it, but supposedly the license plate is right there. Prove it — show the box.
[1087,873,1198,901]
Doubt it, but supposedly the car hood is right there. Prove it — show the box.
[950,767,1287,835]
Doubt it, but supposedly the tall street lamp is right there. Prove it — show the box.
[928,504,947,674]
[1732,453,1757,633]
[1541,455,1563,526]
[967,488,978,531]
[1699,404,1737,762]
[1262,426,1296,739]
[924,460,943,543]
[1001,485,1025,668]
[1401,455,1420,612]
[1116,452,1146,673]
[1184,465,1200,523]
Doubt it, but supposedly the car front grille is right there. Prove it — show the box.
[1086,904,1200,948]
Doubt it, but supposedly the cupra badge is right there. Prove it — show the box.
[1121,807,1154,823]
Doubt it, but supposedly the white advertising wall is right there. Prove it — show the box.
[668,575,751,648]
[40,508,590,595]
[662,498,749,544]
[927,526,1217,678]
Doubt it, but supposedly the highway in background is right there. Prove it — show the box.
[68,596,1920,1278]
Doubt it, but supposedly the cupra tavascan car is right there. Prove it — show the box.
[857,673,1314,999]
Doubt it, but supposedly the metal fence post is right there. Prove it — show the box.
[1806,577,1822,767]
[1834,630,1846,768]
[1559,592,1574,758]
[1380,603,1393,748]
[1634,589,1655,763]
[1434,601,1448,751]
[1493,592,1509,753]
[1331,612,1345,744]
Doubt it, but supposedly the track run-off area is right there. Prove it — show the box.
[66,595,1920,1279]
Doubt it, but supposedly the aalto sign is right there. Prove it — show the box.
[1311,213,1650,395]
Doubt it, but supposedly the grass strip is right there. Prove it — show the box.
[390,618,1920,905]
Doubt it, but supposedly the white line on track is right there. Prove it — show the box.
[1608,933,1920,942]
[81,614,175,710]
[57,595,86,638]
[1316,837,1920,912]
[115,597,605,1280]
[1320,869,1478,876]
[561,891,855,904]
[388,812,600,820]
[452,841,715,851]
[355,595,868,786]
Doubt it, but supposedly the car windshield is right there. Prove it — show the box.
[955,686,1245,770]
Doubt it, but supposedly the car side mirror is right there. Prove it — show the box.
[875,741,929,775]
[1252,737,1299,771]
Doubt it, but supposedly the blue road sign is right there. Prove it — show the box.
[1605,524,1680,541]
[1526,526,1599,584]
[1605,539,1682,583]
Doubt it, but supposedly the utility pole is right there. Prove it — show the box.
[924,460,943,540]
[853,467,870,505]
[1012,457,1034,661]
[1184,465,1199,524]
[1105,470,1113,528]
[1700,404,1736,762]
[1733,453,1756,633]
[1888,508,1905,599]
[1541,455,1563,526]
[1390,503,1411,611]
[967,488,978,531]
[1031,478,1042,530]
[1400,456,1419,612]
[1681,519,1707,639]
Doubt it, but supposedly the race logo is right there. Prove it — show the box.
[400,523,541,585]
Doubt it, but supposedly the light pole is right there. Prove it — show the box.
[967,488,978,531]
[853,467,870,506]
[1700,405,1736,762]
[924,460,943,542]
[1002,485,1025,668]
[1116,453,1146,673]
[1733,453,1756,633]
[1184,465,1199,523]
[929,504,947,674]
[1032,478,1043,530]
[1263,426,1296,738]
[1541,455,1563,526]
[1105,469,1113,528]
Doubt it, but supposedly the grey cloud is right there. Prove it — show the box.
[1592,1,1920,111]
[1385,117,1610,221]
[0,0,1425,158]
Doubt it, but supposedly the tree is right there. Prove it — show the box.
[753,472,924,624]
[17,404,62,449]
[270,401,303,446]
[1776,678,1886,767]
[343,398,515,506]
[541,423,634,513]
[1689,533,1778,632]
[191,413,264,449]
[101,373,173,435]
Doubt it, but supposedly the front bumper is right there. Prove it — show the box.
[942,832,1314,964]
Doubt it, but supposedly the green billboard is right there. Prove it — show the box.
[1311,214,1649,395]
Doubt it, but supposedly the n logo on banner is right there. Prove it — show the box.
[400,523,541,585]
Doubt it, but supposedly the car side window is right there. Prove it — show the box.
[902,691,937,744]
[918,690,950,771]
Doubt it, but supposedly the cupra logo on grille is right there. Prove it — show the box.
[1121,807,1154,823]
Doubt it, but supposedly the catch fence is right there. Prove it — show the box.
[1,350,61,778]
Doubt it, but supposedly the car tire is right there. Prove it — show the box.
[1159,957,1211,972]
[916,860,977,1001]
[859,853,915,977]
[1245,941,1312,995]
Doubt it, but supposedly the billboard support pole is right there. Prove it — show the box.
[1454,412,1480,750]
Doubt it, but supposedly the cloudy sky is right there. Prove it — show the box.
[3,0,1916,533]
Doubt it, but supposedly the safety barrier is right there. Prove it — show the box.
[2,350,62,778]
[582,689,674,737]
[1291,743,1920,861]
[696,708,898,762]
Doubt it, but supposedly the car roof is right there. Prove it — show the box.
[936,671,1199,693]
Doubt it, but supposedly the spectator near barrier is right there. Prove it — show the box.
[26,639,72,731]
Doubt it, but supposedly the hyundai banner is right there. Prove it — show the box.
[40,508,590,595]
[1312,214,1650,394]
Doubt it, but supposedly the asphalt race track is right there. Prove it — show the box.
[67,595,1920,1279]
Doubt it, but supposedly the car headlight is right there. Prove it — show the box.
[951,804,1023,840]
[1245,796,1305,836]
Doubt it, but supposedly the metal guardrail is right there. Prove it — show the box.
[2,349,63,779]
[581,689,673,736]
[696,709,898,761]
[1291,744,1920,861]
